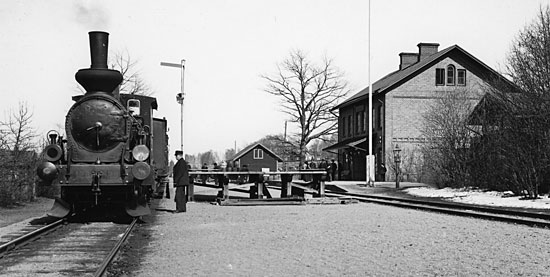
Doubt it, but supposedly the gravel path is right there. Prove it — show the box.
[125,197,550,276]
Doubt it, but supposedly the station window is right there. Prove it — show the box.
[376,106,383,129]
[457,69,466,86]
[356,112,362,134]
[342,117,346,138]
[435,68,445,86]
[358,112,367,133]
[363,111,368,133]
[348,115,353,137]
[447,65,456,86]
[253,149,264,159]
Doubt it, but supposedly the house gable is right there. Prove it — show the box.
[231,143,283,172]
[333,45,508,111]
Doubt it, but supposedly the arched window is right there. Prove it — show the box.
[447,64,456,86]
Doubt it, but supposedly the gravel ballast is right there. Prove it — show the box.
[124,198,550,276]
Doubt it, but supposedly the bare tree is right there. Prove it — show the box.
[421,90,476,188]
[507,6,550,98]
[254,134,300,163]
[110,49,154,96]
[198,150,220,167]
[0,102,39,206]
[308,134,338,161]
[493,5,550,198]
[463,7,550,198]
[224,148,236,161]
[1,102,37,155]
[262,50,348,164]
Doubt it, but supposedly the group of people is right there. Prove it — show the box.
[170,151,342,213]
[303,159,339,181]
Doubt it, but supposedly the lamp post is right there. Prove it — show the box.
[393,144,401,189]
[160,59,186,153]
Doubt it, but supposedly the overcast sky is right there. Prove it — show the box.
[1,0,549,158]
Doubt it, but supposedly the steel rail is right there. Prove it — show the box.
[257,184,550,228]
[327,190,550,220]
[0,218,66,255]
[324,190,550,228]
[94,217,139,277]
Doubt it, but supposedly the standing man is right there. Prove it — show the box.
[330,159,338,181]
[173,150,189,213]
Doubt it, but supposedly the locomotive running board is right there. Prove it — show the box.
[47,197,71,218]
[125,203,151,217]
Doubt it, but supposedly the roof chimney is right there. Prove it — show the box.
[417,42,439,60]
[399,52,418,70]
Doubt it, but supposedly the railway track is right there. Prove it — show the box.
[0,217,138,276]
[253,183,550,228]
[0,218,66,256]
[323,189,550,228]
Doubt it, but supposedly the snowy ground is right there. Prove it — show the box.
[404,187,550,209]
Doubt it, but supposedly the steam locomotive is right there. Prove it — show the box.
[36,31,169,218]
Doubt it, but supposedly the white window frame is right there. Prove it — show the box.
[435,68,445,86]
[457,69,466,86]
[447,65,456,86]
[253,149,264,159]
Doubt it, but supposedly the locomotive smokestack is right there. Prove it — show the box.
[75,31,123,94]
[89,31,109,69]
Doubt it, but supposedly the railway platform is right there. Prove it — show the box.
[326,180,431,194]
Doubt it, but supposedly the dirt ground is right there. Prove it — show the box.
[0,197,54,228]
[106,186,550,276]
[4,186,550,276]
[114,199,550,276]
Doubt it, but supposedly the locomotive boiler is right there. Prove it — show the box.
[37,31,169,218]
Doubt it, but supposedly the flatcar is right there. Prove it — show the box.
[36,31,169,218]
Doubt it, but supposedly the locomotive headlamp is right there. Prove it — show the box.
[132,162,151,180]
[132,145,150,162]
[36,161,58,182]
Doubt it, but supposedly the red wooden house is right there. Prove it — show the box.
[231,143,283,172]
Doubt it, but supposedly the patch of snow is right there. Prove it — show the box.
[404,187,550,209]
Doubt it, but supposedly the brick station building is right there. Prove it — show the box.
[325,42,507,182]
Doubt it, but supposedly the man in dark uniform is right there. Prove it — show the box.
[330,159,338,181]
[173,150,189,213]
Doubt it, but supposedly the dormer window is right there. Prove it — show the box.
[447,65,456,86]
